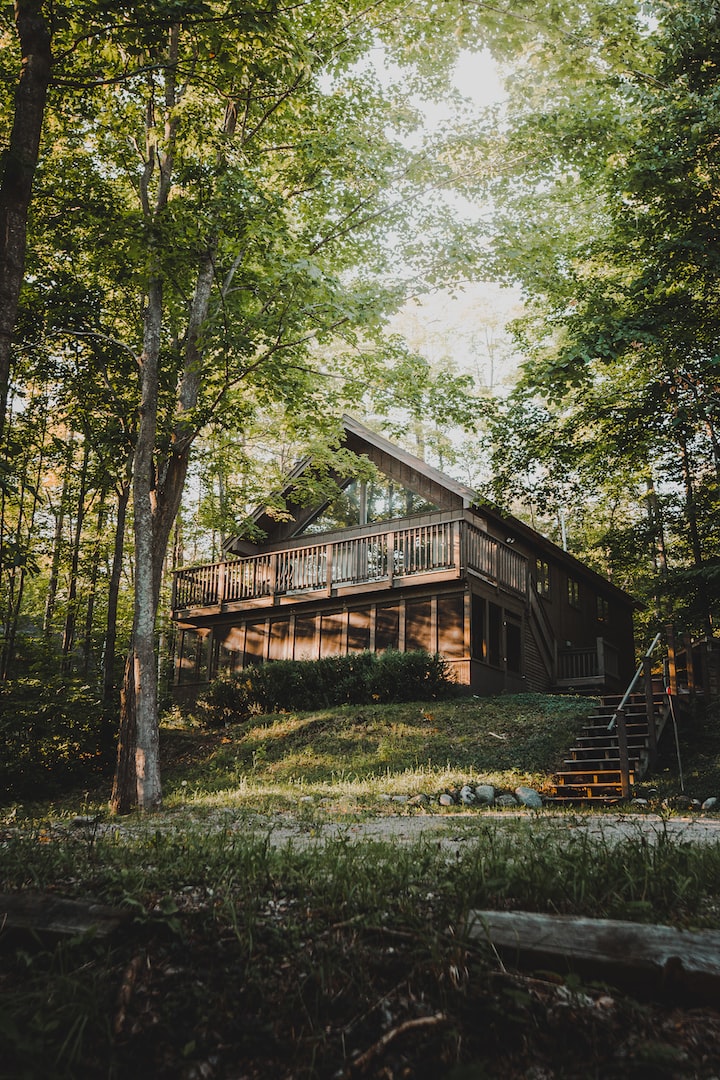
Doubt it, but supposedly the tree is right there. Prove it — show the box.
[0,1,51,442]
[468,0,720,634]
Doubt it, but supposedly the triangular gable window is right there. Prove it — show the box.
[300,474,439,535]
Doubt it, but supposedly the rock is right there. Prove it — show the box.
[439,793,456,806]
[391,795,409,804]
[408,793,429,806]
[630,798,649,808]
[378,794,392,801]
[71,815,100,827]
[459,785,476,805]
[515,786,543,809]
[474,784,495,806]
[665,795,693,811]
[495,793,519,808]
[702,797,718,812]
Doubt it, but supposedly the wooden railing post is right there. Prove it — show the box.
[596,636,605,680]
[325,543,333,596]
[217,561,226,606]
[269,553,278,600]
[387,531,395,586]
[643,655,657,769]
[616,707,632,800]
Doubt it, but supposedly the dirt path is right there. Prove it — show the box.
[198,807,720,849]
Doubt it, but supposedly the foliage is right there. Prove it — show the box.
[197,649,459,725]
[0,673,110,799]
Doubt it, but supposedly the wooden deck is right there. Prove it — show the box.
[172,513,528,616]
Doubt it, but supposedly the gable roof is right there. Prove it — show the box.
[222,416,635,605]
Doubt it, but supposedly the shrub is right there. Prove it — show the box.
[0,677,110,801]
[197,650,458,726]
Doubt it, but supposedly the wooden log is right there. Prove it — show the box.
[467,910,720,1002]
[0,891,128,940]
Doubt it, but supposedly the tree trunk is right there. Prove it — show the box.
[0,1,51,441]
[61,438,90,672]
[111,277,164,814]
[43,447,72,638]
[102,471,131,714]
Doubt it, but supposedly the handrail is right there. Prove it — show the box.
[607,632,662,731]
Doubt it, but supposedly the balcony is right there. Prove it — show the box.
[172,513,528,616]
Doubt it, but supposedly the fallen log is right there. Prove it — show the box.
[467,909,720,1002]
[0,891,128,941]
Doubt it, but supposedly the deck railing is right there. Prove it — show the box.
[556,637,619,686]
[172,517,527,612]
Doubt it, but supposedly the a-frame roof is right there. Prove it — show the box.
[223,416,635,606]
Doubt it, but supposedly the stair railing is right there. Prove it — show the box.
[607,633,662,799]
[607,633,662,733]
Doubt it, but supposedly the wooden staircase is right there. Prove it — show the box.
[550,692,669,804]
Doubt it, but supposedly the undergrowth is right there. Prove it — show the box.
[2,818,720,1078]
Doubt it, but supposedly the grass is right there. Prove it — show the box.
[155,692,596,814]
[2,692,720,1078]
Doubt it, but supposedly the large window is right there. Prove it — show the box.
[302,472,439,535]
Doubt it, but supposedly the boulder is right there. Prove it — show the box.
[474,784,495,806]
[495,793,519,808]
[439,792,456,807]
[459,785,476,805]
[702,796,718,812]
[515,786,543,809]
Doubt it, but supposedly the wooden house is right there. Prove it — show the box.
[171,416,636,697]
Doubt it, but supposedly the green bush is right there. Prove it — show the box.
[0,677,111,801]
[197,650,458,726]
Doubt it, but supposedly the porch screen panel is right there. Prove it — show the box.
[348,609,370,652]
[438,595,464,657]
[320,612,343,656]
[376,604,399,651]
[406,599,433,652]
[294,615,319,660]
[244,622,266,665]
[177,629,200,683]
[269,619,290,661]
[218,625,245,676]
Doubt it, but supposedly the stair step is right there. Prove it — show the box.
[555,772,633,785]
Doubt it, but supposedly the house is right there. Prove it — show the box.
[171,416,636,697]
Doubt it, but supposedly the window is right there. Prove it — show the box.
[536,559,550,597]
[567,578,580,608]
[301,472,439,534]
[596,595,609,623]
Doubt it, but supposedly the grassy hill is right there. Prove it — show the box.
[159,692,595,812]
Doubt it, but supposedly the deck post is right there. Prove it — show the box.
[615,707,632,800]
[596,636,605,681]
[269,553,278,601]
[643,656,658,768]
[325,543,333,596]
[217,561,225,606]
[387,532,395,586]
